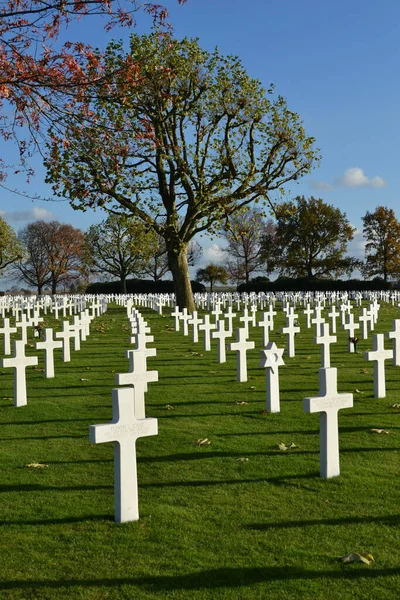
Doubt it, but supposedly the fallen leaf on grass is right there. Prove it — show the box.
[25,462,49,469]
[353,389,363,394]
[80,378,89,381]
[2,397,12,401]
[249,386,257,390]
[259,409,269,415]
[233,401,248,405]
[391,403,400,408]
[278,442,298,451]
[164,404,175,410]
[371,428,390,434]
[209,371,218,374]
[360,368,368,374]
[341,552,374,565]
[305,356,312,360]
[196,438,211,446]
[236,457,249,462]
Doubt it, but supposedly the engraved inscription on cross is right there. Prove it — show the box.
[89,387,158,523]
[303,367,353,478]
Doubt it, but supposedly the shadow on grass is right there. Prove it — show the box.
[141,473,319,489]
[247,514,400,530]
[0,484,111,493]
[0,566,399,593]
[137,446,398,465]
[0,514,113,526]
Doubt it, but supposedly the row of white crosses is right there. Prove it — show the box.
[90,305,158,523]
[0,304,97,407]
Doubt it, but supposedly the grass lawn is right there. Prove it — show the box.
[0,300,399,599]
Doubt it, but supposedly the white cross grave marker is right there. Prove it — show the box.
[35,328,63,378]
[89,387,158,523]
[115,352,158,419]
[228,328,255,382]
[314,322,337,368]
[55,321,75,362]
[188,311,202,343]
[343,313,360,353]
[364,333,393,398]
[303,367,353,478]
[257,312,273,347]
[281,315,300,358]
[199,315,216,351]
[211,319,230,363]
[386,319,400,367]
[171,306,182,332]
[0,340,38,407]
[0,318,17,355]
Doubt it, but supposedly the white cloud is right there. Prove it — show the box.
[347,227,365,259]
[336,167,386,189]
[199,243,226,266]
[0,206,57,224]
[309,180,334,191]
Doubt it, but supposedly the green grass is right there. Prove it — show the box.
[0,301,399,599]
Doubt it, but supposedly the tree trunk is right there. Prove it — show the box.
[121,273,127,294]
[167,246,196,311]
[51,279,57,294]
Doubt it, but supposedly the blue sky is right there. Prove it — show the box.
[1,0,399,281]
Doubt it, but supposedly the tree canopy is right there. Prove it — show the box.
[0,1,186,180]
[15,220,85,293]
[222,208,273,285]
[85,214,156,293]
[0,216,23,273]
[362,206,400,282]
[264,196,356,278]
[196,264,228,293]
[44,32,320,309]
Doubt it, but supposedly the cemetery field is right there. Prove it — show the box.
[0,302,399,600]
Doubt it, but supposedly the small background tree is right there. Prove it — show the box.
[15,220,85,294]
[196,264,228,293]
[361,206,400,283]
[222,208,273,285]
[0,217,23,274]
[85,215,153,293]
[264,196,356,278]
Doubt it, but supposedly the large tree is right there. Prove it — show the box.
[265,196,356,278]
[0,217,23,273]
[16,220,85,293]
[361,206,400,282]
[222,208,274,285]
[44,32,320,310]
[0,1,185,181]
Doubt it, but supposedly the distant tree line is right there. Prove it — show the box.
[196,199,400,289]
[1,199,399,294]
